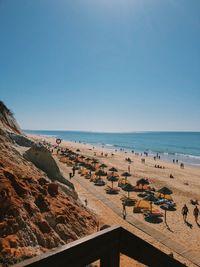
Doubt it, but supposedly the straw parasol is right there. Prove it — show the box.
[121,172,131,181]
[157,187,173,199]
[136,178,149,185]
[136,178,149,190]
[100,163,107,170]
[109,167,118,172]
[107,176,119,189]
[144,194,157,202]
[85,165,96,172]
[122,183,135,198]
[95,170,107,179]
[92,159,99,164]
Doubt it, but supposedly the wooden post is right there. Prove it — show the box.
[100,248,120,267]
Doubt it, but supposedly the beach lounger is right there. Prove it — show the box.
[154,199,168,205]
[143,209,163,218]
[94,179,106,186]
[161,201,176,210]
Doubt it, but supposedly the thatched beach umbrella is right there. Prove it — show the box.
[92,159,99,164]
[92,159,99,167]
[121,172,131,181]
[109,167,118,172]
[157,187,173,199]
[136,178,149,190]
[144,194,157,202]
[107,176,119,189]
[136,178,149,185]
[122,184,135,198]
[100,163,107,170]
[85,165,95,171]
[95,170,107,179]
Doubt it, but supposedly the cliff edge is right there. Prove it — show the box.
[0,101,97,266]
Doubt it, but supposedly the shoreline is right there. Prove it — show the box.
[26,132,200,168]
[28,133,200,198]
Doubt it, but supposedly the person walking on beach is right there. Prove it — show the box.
[193,206,199,223]
[182,204,189,222]
[85,199,88,207]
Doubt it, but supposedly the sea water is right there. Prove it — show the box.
[25,131,200,166]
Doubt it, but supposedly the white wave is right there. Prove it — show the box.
[175,153,200,160]
[105,144,113,147]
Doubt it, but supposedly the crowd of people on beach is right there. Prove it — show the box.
[40,138,199,230]
[154,165,165,169]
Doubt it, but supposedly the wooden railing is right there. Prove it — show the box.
[13,225,186,267]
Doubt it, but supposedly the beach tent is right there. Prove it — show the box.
[133,199,151,213]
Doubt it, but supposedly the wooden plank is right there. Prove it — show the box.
[119,227,186,267]
[13,226,120,267]
[12,226,188,267]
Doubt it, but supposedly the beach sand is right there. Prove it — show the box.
[28,134,200,266]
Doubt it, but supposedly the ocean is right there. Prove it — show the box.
[25,131,200,166]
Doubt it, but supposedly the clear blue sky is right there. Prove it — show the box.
[0,0,200,132]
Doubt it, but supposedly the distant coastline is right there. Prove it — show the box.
[25,130,200,166]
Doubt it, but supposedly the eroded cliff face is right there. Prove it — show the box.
[0,101,97,266]
[0,101,21,135]
[24,145,76,193]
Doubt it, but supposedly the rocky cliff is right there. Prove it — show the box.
[0,101,97,266]
[0,101,21,135]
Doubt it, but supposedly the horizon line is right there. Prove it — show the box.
[24,129,200,134]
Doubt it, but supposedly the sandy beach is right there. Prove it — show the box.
[28,134,200,266]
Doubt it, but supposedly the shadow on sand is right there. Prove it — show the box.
[160,206,176,212]
[185,220,193,229]
[144,217,163,224]
[165,222,174,233]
